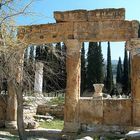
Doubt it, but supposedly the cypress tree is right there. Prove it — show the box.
[86,42,104,91]
[97,42,104,83]
[106,42,113,94]
[138,24,140,38]
[80,43,86,95]
[122,48,129,95]
[116,57,123,84]
[128,52,131,93]
[61,43,66,89]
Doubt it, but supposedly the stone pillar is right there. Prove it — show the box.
[5,49,24,129]
[34,62,44,94]
[63,39,82,132]
[5,81,17,129]
[126,39,140,126]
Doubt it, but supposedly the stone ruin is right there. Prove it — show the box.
[1,8,140,133]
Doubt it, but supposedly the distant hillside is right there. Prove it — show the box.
[104,60,118,76]
[104,60,118,65]
[112,60,118,65]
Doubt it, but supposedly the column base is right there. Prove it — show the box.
[63,122,80,133]
[5,121,17,129]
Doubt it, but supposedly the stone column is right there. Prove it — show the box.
[5,81,17,129]
[126,39,140,126]
[34,62,44,94]
[5,49,24,129]
[63,39,82,132]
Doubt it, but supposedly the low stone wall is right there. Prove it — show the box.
[37,104,64,119]
[79,98,132,127]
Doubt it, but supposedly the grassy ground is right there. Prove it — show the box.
[39,119,64,130]
[47,96,64,105]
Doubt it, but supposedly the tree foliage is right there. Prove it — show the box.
[122,48,130,95]
[116,57,123,84]
[80,43,86,95]
[106,42,113,94]
[86,42,104,91]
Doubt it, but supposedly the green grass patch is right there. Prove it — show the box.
[39,119,64,130]
[47,96,64,105]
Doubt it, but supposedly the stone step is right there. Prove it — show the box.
[34,115,54,120]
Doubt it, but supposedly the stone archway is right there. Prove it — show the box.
[14,8,140,132]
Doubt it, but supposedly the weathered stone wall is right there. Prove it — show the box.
[0,95,7,127]
[79,98,132,126]
[37,104,64,119]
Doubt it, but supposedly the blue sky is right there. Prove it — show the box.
[17,0,140,60]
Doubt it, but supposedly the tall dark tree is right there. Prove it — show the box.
[106,42,113,94]
[97,42,104,83]
[80,43,86,95]
[138,24,140,38]
[86,42,104,91]
[116,57,123,84]
[122,48,129,95]
[61,43,66,89]
[128,52,131,93]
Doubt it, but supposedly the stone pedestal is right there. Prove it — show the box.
[34,62,44,94]
[93,84,104,98]
[63,39,82,132]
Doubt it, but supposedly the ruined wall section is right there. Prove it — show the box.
[79,98,132,126]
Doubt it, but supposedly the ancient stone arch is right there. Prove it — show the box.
[5,8,140,132]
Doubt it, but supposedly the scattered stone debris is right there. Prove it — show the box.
[24,119,39,129]
[77,136,93,140]
[125,131,140,140]
[34,114,54,122]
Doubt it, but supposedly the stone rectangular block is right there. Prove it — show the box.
[74,20,138,41]
[54,10,87,22]
[103,99,131,125]
[88,8,125,21]
[79,98,103,124]
[18,22,74,44]
[54,8,125,22]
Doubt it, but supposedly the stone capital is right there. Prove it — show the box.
[126,38,140,57]
[65,39,82,55]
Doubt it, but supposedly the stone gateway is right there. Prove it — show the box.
[2,8,140,133]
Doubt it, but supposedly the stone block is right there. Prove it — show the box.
[54,8,125,22]
[18,22,74,44]
[88,8,125,21]
[54,10,87,22]
[103,99,131,125]
[125,131,140,140]
[79,98,103,124]
[74,20,137,42]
